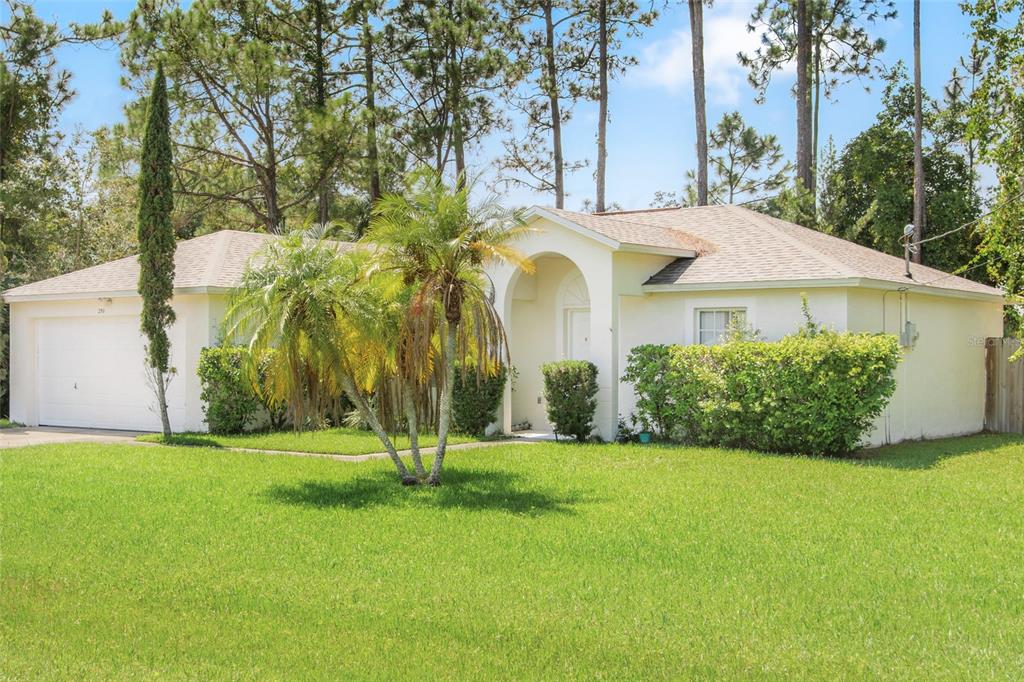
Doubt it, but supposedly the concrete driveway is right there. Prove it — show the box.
[0,426,149,449]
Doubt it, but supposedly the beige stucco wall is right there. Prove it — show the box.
[846,288,1003,445]
[8,293,219,432]
[617,285,1002,447]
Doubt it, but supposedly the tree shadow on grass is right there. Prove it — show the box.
[264,467,585,515]
[848,432,1024,471]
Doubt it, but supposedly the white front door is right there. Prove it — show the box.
[36,316,186,431]
[566,309,591,360]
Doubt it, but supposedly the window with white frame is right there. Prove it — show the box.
[696,308,747,345]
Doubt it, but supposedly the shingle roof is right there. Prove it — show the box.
[3,230,355,300]
[538,206,714,254]
[544,204,1001,298]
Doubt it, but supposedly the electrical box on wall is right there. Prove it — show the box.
[900,321,918,348]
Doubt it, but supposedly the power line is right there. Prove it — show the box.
[905,186,1024,249]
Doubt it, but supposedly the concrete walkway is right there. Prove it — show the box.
[0,426,149,449]
[0,426,542,461]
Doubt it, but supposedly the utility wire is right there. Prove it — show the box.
[905,186,1024,248]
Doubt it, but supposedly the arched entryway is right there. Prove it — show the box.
[504,254,592,433]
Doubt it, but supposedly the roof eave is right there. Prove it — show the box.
[642,276,1005,302]
[525,206,698,258]
[2,285,236,304]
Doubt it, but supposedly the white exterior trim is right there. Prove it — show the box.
[3,285,235,303]
[642,276,1004,303]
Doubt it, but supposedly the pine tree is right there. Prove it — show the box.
[136,63,176,437]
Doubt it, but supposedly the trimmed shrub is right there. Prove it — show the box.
[620,344,673,437]
[622,331,900,455]
[198,347,262,434]
[452,364,507,436]
[541,360,599,442]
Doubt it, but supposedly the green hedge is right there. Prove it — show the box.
[198,347,286,434]
[541,360,598,442]
[452,364,507,436]
[623,332,900,455]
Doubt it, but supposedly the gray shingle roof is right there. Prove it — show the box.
[3,230,355,300]
[544,205,1001,298]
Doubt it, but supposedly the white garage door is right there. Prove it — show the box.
[36,316,186,432]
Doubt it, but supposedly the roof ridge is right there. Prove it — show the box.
[726,205,858,278]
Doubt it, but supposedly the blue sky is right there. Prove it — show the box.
[22,0,980,211]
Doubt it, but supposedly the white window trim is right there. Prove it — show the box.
[694,306,748,345]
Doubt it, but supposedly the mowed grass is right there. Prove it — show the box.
[3,435,1024,679]
[136,426,478,455]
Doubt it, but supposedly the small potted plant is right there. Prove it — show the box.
[632,414,653,444]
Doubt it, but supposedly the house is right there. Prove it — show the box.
[3,205,1004,445]
[488,205,1003,446]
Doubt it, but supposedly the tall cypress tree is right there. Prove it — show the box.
[137,63,176,436]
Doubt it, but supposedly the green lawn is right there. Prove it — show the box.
[0,418,22,429]
[3,435,1024,679]
[136,427,478,455]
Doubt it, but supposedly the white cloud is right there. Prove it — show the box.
[635,3,791,105]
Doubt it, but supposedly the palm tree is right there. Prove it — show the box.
[364,169,534,485]
[225,232,417,482]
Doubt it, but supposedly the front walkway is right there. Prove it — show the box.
[221,438,538,463]
[0,426,541,461]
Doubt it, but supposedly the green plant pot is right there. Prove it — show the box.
[638,432,652,444]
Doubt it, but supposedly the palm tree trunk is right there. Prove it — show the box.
[427,322,457,485]
[912,0,925,264]
[341,375,413,482]
[543,0,564,208]
[403,381,426,478]
[595,0,608,213]
[795,0,813,192]
[689,0,708,206]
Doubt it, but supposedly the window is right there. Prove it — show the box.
[697,308,747,345]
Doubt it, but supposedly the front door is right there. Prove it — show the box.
[566,309,591,360]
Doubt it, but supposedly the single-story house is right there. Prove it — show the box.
[3,205,1004,445]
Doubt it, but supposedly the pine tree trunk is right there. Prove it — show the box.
[363,11,381,204]
[595,0,608,213]
[795,0,813,192]
[688,0,708,206]
[543,1,564,208]
[341,374,413,482]
[403,381,426,478]
[155,370,172,437]
[912,0,925,264]
[811,37,822,199]
[312,0,330,225]
[265,115,283,233]
[427,322,457,485]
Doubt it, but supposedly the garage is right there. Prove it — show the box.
[3,230,284,433]
[35,316,186,431]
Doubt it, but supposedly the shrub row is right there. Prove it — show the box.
[622,331,900,455]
